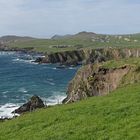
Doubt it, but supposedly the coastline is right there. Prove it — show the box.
[1,44,140,66]
[1,47,140,120]
[0,95,66,120]
[0,51,75,120]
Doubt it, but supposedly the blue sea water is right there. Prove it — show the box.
[0,52,78,118]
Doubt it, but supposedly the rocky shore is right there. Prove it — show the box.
[1,42,140,67]
[1,43,140,120]
[0,96,45,121]
[34,48,140,66]
[13,95,45,114]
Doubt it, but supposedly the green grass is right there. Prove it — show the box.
[0,83,140,140]
[102,58,140,68]
[7,33,140,53]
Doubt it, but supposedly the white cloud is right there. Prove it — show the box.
[0,0,140,37]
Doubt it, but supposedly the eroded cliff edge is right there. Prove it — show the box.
[63,58,140,103]
[38,48,140,65]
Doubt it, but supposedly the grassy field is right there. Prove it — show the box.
[0,83,140,140]
[102,57,140,68]
[6,32,140,53]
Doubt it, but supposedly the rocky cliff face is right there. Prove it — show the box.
[39,48,140,65]
[83,48,140,63]
[63,62,140,103]
[44,50,85,64]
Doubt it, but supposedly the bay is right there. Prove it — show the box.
[0,52,78,118]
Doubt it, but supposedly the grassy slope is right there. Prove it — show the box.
[102,57,140,68]
[0,83,140,140]
[7,33,140,53]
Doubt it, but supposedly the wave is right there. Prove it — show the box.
[44,80,55,86]
[47,78,53,81]
[53,66,78,70]
[42,95,66,106]
[2,91,9,94]
[12,58,37,64]
[0,94,66,119]
[69,67,77,69]
[0,51,16,56]
[18,87,28,93]
[0,103,20,119]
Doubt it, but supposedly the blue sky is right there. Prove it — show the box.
[0,0,140,37]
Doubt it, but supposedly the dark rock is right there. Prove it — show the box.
[60,60,79,67]
[12,95,45,114]
[34,57,44,63]
[36,50,85,64]
[85,54,107,64]
[28,48,140,66]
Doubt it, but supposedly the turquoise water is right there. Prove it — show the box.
[0,52,78,118]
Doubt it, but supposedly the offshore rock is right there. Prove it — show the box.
[12,95,45,114]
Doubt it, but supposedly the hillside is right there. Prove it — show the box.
[64,58,140,103]
[0,83,140,140]
[0,35,35,44]
[1,32,140,53]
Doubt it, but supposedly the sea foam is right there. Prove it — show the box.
[43,95,66,106]
[0,103,20,119]
[0,95,66,119]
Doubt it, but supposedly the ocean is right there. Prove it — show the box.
[0,51,78,118]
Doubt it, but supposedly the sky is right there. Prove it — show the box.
[0,0,140,38]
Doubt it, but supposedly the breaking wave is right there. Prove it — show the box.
[0,103,20,119]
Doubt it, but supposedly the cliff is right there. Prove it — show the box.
[42,50,85,64]
[63,58,140,103]
[38,48,140,65]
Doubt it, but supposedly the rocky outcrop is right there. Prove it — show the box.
[37,50,85,66]
[12,95,45,114]
[84,48,140,63]
[46,50,85,64]
[36,48,140,66]
[63,63,140,103]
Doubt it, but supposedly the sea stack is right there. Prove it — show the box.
[12,95,45,114]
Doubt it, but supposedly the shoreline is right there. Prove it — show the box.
[0,95,66,121]
[0,51,72,121]
[1,46,140,66]
[1,47,140,120]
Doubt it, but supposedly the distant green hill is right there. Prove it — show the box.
[1,32,140,53]
[0,35,35,43]
[0,82,140,140]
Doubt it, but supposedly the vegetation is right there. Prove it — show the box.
[102,57,140,68]
[1,33,140,139]
[4,32,140,53]
[0,82,140,140]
